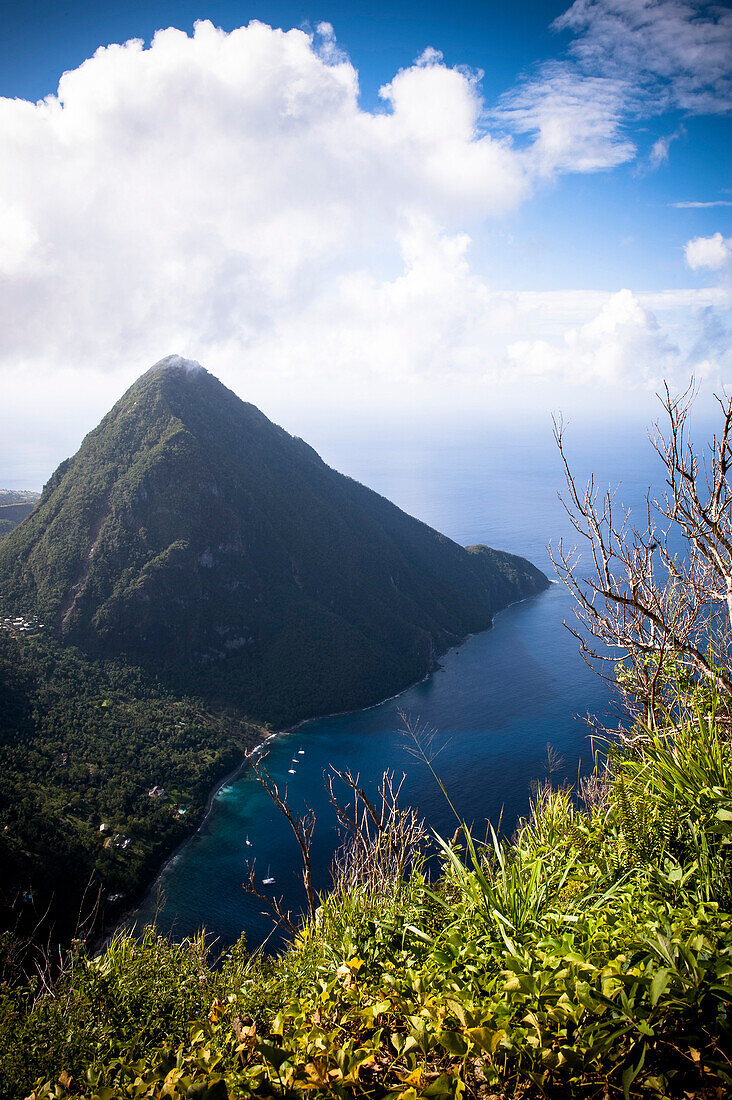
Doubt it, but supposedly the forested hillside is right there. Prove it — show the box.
[0,357,547,726]
[2,668,730,1099]
[0,358,549,947]
[0,631,261,943]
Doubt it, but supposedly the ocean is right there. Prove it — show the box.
[133,412,673,950]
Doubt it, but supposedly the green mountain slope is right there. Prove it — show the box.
[0,356,548,723]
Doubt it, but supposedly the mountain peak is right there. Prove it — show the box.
[0,364,548,723]
[149,354,207,378]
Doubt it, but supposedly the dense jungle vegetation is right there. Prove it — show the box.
[0,631,261,943]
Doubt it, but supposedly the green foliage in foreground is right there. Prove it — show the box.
[2,698,731,1099]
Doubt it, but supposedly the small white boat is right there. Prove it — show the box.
[292,757,298,763]
[288,768,296,774]
[262,866,275,885]
[245,835,252,847]
[298,749,305,755]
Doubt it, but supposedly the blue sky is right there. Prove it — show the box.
[0,0,730,482]
[2,1,563,106]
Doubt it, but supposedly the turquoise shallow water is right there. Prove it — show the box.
[134,418,671,950]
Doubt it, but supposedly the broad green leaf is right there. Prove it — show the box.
[650,968,671,1006]
[256,1042,294,1071]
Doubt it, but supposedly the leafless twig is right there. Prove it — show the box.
[242,753,317,933]
[550,383,732,730]
[326,766,427,896]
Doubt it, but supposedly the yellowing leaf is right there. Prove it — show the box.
[466,1027,504,1054]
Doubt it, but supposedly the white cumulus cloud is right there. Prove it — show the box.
[495,0,731,183]
[494,64,635,176]
[685,232,732,272]
[554,0,732,113]
[672,200,732,208]
[0,8,728,452]
[505,288,724,387]
[648,126,685,170]
[0,20,534,376]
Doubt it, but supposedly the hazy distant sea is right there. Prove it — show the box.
[133,414,674,949]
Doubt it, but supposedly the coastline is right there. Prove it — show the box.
[126,584,549,937]
[282,584,551,735]
[118,728,277,937]
[120,668,434,938]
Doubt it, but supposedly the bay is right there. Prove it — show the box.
[135,414,669,950]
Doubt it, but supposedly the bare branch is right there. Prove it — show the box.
[327,764,427,899]
[242,860,298,937]
[551,384,732,726]
[245,754,317,926]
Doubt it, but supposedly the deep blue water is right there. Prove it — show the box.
[134,416,671,950]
